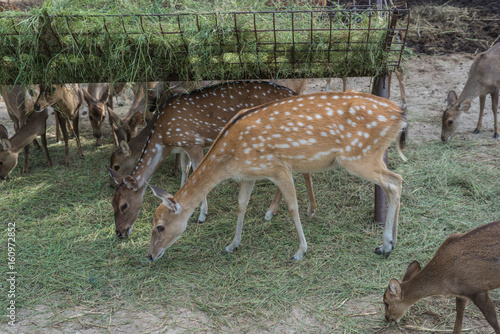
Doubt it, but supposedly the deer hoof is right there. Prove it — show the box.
[494,133,499,139]
[374,246,392,258]
[473,128,480,134]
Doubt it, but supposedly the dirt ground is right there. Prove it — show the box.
[1,1,500,333]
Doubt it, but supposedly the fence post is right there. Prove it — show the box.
[371,74,390,224]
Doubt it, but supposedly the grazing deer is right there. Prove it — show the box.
[0,85,39,133]
[147,90,407,262]
[81,83,110,146]
[108,81,317,238]
[34,84,84,165]
[384,220,500,334]
[108,82,169,145]
[441,43,500,140]
[0,109,52,179]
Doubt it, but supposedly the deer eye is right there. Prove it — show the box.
[120,203,128,212]
[448,119,454,126]
[157,226,165,232]
[113,165,120,171]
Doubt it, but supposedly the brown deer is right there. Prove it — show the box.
[34,84,84,165]
[383,220,500,333]
[108,81,317,238]
[81,83,110,146]
[0,109,52,179]
[108,82,168,145]
[441,43,500,141]
[147,90,407,262]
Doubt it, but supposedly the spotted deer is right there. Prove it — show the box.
[441,43,500,140]
[0,109,52,179]
[108,81,317,238]
[147,90,407,262]
[34,84,84,165]
[384,220,500,333]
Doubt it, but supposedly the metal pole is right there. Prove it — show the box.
[371,74,389,224]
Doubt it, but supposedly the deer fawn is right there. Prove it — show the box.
[81,83,110,146]
[384,220,500,333]
[34,84,84,165]
[108,81,317,238]
[147,90,407,262]
[0,109,52,179]
[441,42,500,140]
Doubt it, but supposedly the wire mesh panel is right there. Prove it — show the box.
[0,5,409,84]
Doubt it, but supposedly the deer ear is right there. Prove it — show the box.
[403,261,421,282]
[1,139,13,153]
[119,140,131,156]
[123,176,139,191]
[106,165,123,185]
[130,111,144,127]
[108,108,121,130]
[82,88,94,104]
[459,99,472,113]
[447,90,458,105]
[388,279,402,300]
[149,184,181,213]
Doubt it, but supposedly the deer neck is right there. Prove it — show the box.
[400,265,444,304]
[130,131,172,189]
[175,155,232,213]
[458,77,483,103]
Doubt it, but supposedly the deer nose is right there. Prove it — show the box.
[147,254,154,261]
[116,228,129,238]
[34,104,40,111]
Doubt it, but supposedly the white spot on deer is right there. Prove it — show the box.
[380,126,390,137]
[244,148,251,154]
[326,107,334,116]
[377,115,387,122]
[315,114,322,119]
[349,107,356,115]
[337,109,344,115]
[272,134,281,138]
[345,146,351,152]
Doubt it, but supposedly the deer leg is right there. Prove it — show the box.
[302,173,317,217]
[55,113,61,143]
[271,169,307,261]
[56,112,71,166]
[40,132,52,167]
[179,151,192,187]
[469,292,500,333]
[71,112,84,158]
[341,157,402,257]
[453,297,468,334]
[265,173,316,220]
[183,146,207,223]
[492,89,499,139]
[474,94,486,134]
[22,143,29,173]
[264,189,282,221]
[225,180,256,253]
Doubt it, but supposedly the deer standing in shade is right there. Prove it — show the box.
[0,109,52,179]
[34,84,84,165]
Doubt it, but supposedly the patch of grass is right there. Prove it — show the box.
[0,122,499,332]
[0,0,405,85]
